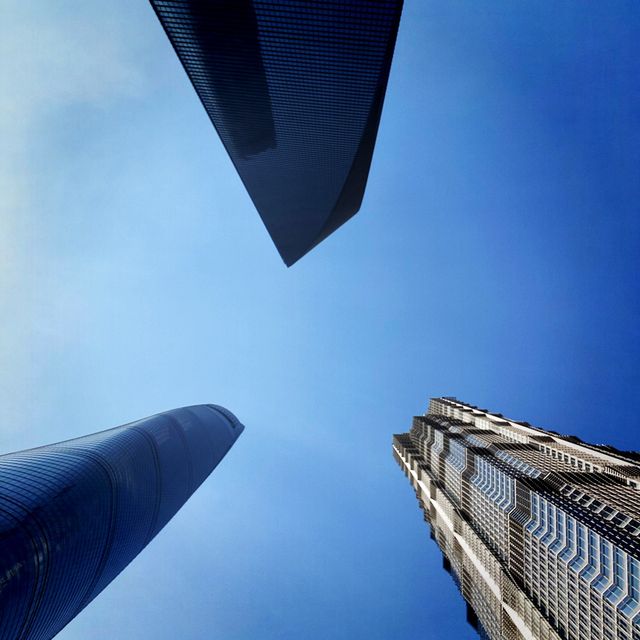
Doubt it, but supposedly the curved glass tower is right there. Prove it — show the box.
[0,404,244,640]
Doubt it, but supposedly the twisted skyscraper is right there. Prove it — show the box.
[394,397,640,640]
[0,404,244,640]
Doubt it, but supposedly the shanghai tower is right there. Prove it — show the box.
[0,404,244,640]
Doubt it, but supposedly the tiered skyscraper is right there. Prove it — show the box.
[149,0,403,266]
[393,397,640,640]
[0,404,244,640]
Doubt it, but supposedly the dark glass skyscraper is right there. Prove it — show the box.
[0,404,244,640]
[394,398,640,640]
[149,0,404,266]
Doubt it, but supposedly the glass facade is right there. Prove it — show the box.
[393,397,640,640]
[149,0,404,266]
[0,404,244,640]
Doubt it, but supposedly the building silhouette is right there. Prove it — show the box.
[393,397,640,640]
[149,0,403,266]
[0,404,244,640]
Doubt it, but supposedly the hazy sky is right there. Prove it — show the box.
[1,1,639,639]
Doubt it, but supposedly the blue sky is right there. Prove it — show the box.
[1,1,639,639]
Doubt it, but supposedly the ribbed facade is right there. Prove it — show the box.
[0,404,244,640]
[149,0,403,266]
[393,397,640,640]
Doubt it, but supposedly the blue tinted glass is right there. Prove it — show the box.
[0,405,243,639]
[149,0,404,265]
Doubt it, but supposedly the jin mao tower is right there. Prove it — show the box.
[394,397,640,640]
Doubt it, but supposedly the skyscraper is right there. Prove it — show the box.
[393,397,640,640]
[149,0,403,266]
[0,404,244,640]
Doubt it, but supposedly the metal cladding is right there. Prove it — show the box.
[150,0,404,266]
[0,404,244,640]
[394,397,640,640]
